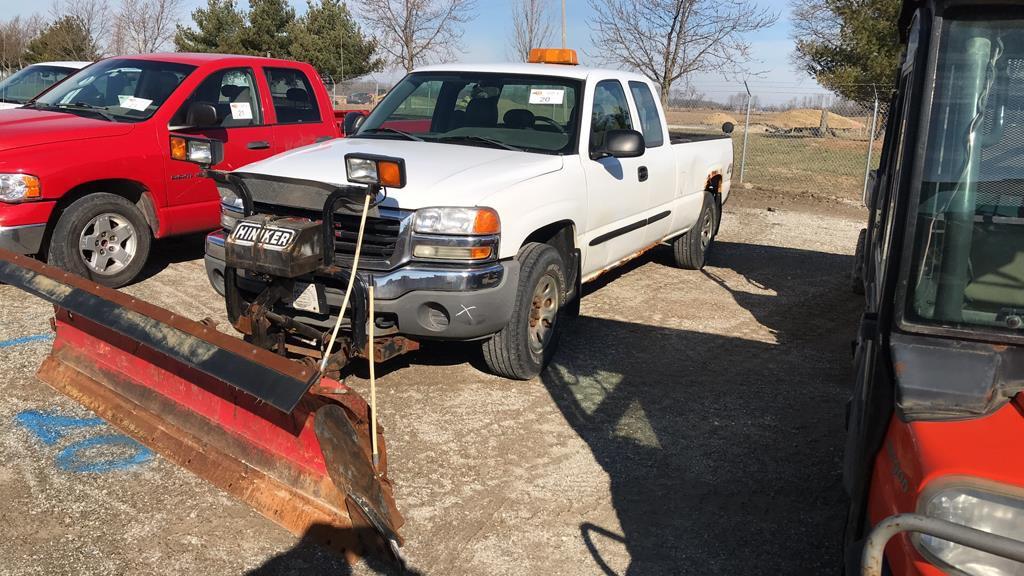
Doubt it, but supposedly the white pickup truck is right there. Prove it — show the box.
[203,52,733,379]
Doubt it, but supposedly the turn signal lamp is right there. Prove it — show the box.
[528,48,579,65]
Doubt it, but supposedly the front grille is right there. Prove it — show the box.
[251,201,407,267]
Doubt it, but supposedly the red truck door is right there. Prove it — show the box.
[165,66,278,207]
[262,67,338,149]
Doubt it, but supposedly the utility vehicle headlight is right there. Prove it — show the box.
[413,207,500,235]
[917,482,1024,576]
[0,174,41,202]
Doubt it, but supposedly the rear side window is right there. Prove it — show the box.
[171,68,261,128]
[628,81,664,148]
[590,80,632,153]
[264,67,320,124]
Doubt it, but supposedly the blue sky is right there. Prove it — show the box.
[1,0,827,100]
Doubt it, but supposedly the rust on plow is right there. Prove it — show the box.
[0,249,404,563]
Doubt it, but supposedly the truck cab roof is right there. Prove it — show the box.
[412,62,655,84]
[103,52,311,69]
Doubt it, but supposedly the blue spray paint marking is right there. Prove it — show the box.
[15,409,154,473]
[56,434,154,473]
[16,410,104,446]
[0,333,53,349]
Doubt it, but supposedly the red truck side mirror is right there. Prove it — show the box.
[343,111,366,136]
[185,102,219,128]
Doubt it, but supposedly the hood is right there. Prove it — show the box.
[235,137,564,209]
[0,102,19,111]
[0,108,135,153]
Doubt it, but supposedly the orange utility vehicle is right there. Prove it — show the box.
[847,0,1024,574]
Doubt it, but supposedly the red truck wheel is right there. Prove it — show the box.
[47,193,152,288]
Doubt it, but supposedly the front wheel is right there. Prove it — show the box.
[482,243,567,380]
[672,191,717,270]
[47,193,152,288]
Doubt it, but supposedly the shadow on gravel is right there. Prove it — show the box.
[133,233,208,284]
[541,241,861,575]
[244,525,422,576]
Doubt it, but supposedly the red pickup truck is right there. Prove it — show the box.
[0,53,346,287]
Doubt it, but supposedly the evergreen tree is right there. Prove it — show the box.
[24,16,99,63]
[288,0,382,81]
[242,0,295,57]
[174,0,246,54]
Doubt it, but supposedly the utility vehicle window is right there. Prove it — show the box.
[628,81,664,147]
[33,59,194,122]
[264,68,320,124]
[908,16,1024,333]
[171,68,261,128]
[0,65,76,105]
[357,72,581,154]
[590,80,633,154]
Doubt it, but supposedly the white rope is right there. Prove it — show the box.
[368,282,379,468]
[319,191,372,373]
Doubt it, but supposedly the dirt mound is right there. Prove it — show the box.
[702,112,738,126]
[769,109,864,131]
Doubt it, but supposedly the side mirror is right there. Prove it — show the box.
[722,122,735,134]
[186,102,218,128]
[343,111,366,136]
[593,129,645,160]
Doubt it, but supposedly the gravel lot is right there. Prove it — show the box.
[0,187,865,575]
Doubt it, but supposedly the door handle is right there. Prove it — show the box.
[638,166,649,182]
[247,141,271,150]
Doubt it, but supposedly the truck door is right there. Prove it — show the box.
[263,67,337,150]
[165,67,276,207]
[627,80,676,243]
[581,79,652,275]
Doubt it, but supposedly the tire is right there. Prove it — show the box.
[482,243,567,380]
[851,228,867,295]
[47,193,152,288]
[672,191,717,270]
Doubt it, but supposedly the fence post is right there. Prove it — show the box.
[862,91,880,201]
[739,80,752,184]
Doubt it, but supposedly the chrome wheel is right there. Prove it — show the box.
[700,208,714,250]
[528,272,559,354]
[78,212,137,276]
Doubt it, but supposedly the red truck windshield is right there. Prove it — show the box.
[32,59,195,122]
[907,15,1024,335]
[356,72,581,154]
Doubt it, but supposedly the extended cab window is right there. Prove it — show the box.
[357,71,581,155]
[171,68,261,128]
[628,81,664,148]
[264,68,320,124]
[590,80,633,154]
[33,59,194,122]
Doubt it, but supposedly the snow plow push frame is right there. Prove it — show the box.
[0,249,405,565]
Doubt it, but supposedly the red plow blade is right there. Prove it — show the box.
[0,250,403,563]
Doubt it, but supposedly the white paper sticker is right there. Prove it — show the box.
[529,89,564,105]
[118,96,152,111]
[230,102,253,120]
[292,283,322,314]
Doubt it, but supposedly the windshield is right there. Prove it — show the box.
[907,15,1024,335]
[33,59,195,122]
[356,72,581,154]
[0,65,77,105]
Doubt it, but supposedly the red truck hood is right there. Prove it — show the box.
[0,108,135,152]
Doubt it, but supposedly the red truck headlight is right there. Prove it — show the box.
[0,174,41,202]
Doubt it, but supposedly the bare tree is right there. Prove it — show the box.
[588,0,778,105]
[508,0,554,62]
[113,0,184,54]
[50,0,111,57]
[360,0,477,72]
[0,15,45,71]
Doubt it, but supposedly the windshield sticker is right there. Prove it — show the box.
[529,89,564,105]
[118,96,152,111]
[230,102,253,120]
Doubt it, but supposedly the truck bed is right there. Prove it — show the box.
[669,131,733,144]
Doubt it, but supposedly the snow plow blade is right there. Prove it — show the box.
[0,250,404,562]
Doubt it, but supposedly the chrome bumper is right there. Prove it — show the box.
[0,223,46,255]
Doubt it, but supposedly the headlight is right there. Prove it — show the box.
[917,482,1024,576]
[0,174,41,202]
[345,153,405,188]
[170,135,222,166]
[413,207,500,235]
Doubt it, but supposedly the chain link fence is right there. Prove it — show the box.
[666,87,891,204]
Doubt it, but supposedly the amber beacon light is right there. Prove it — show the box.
[528,48,579,65]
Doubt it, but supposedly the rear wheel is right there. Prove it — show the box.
[672,191,717,270]
[482,243,566,380]
[47,193,151,288]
